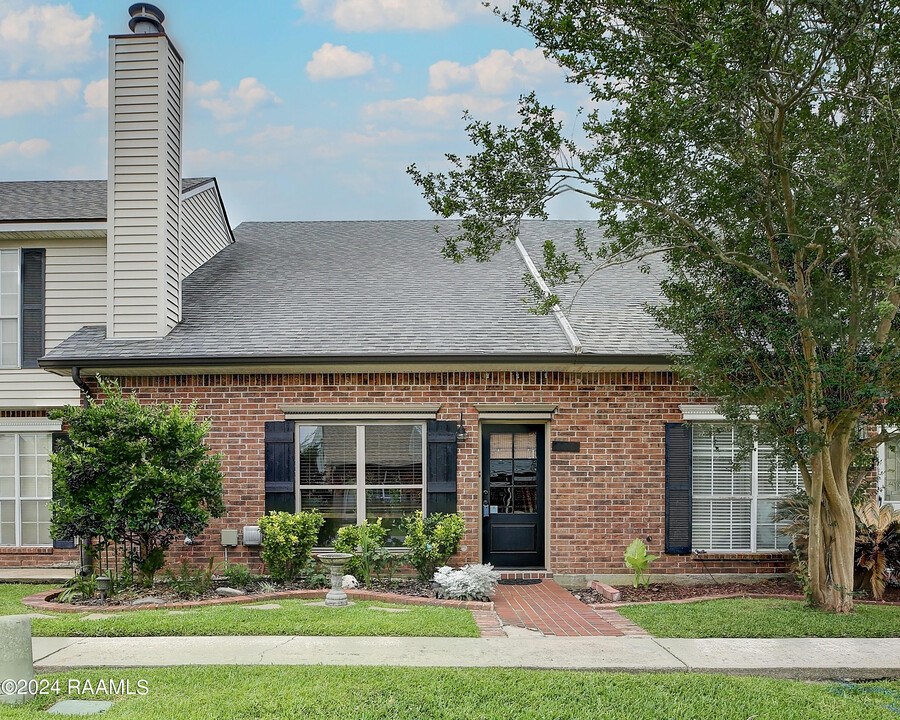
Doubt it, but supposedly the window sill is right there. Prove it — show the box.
[692,551,791,561]
[0,546,54,554]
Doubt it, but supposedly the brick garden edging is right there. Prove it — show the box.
[22,588,494,614]
[598,592,900,608]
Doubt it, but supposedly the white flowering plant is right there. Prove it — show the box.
[432,563,500,601]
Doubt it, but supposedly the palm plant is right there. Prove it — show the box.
[854,500,900,601]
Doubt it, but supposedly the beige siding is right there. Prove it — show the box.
[107,33,183,339]
[181,187,232,278]
[0,236,106,408]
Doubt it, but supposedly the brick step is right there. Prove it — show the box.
[498,570,553,580]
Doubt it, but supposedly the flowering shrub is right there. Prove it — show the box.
[433,564,500,601]
[258,511,323,582]
[401,511,465,580]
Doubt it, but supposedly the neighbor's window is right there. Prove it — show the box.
[884,439,900,504]
[691,426,799,552]
[0,433,52,546]
[296,423,424,546]
[0,250,19,369]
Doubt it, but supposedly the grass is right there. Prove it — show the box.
[1,667,899,719]
[0,584,478,638]
[618,597,900,638]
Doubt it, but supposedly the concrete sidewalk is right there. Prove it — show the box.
[31,635,900,681]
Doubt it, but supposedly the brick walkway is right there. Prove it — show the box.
[492,579,639,636]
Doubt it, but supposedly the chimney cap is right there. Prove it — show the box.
[128,3,165,33]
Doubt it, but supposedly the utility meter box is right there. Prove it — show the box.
[220,529,238,547]
[242,526,262,546]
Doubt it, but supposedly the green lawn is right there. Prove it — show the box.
[1,667,898,719]
[0,584,478,638]
[619,597,900,638]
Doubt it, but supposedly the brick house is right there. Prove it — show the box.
[3,3,862,585]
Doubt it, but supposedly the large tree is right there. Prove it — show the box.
[409,0,900,612]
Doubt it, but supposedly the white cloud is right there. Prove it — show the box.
[0,3,98,73]
[429,48,562,94]
[365,93,506,124]
[296,0,489,32]
[194,77,282,121]
[306,43,374,81]
[246,124,299,145]
[83,78,107,110]
[0,78,80,117]
[0,137,50,158]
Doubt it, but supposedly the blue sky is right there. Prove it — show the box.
[0,1,597,225]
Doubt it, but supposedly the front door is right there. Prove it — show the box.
[481,424,545,568]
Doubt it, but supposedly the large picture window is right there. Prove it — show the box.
[0,433,52,546]
[691,425,799,552]
[296,423,425,546]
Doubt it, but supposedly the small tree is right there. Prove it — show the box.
[49,379,225,585]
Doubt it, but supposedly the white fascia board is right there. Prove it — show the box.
[181,179,216,201]
[0,221,105,234]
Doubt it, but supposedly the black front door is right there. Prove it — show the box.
[481,424,545,568]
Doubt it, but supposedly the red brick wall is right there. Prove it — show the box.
[26,370,787,578]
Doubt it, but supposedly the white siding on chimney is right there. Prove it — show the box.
[0,236,106,408]
[180,186,232,278]
[107,32,183,339]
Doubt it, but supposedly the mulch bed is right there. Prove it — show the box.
[571,579,900,605]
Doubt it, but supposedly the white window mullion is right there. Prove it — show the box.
[750,441,758,552]
[14,432,21,547]
[356,425,365,526]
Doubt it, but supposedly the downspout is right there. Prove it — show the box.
[71,367,94,401]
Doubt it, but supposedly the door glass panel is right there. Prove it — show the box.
[299,488,356,545]
[489,432,539,514]
[364,425,422,485]
[298,426,356,485]
[886,440,900,502]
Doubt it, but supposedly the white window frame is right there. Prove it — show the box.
[691,424,799,553]
[0,431,53,547]
[295,421,426,548]
[0,248,20,370]
[878,428,900,509]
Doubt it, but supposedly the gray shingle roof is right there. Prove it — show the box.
[42,220,677,367]
[0,178,212,222]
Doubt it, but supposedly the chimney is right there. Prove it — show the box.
[107,4,183,338]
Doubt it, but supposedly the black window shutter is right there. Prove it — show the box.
[665,422,692,554]
[50,431,76,549]
[21,249,45,369]
[426,420,458,515]
[264,420,295,515]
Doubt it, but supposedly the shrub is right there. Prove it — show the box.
[166,558,218,598]
[49,379,225,585]
[333,519,391,584]
[854,499,900,600]
[58,573,98,603]
[221,562,256,589]
[258,511,324,582]
[624,538,657,588]
[401,511,465,580]
[433,564,499,601]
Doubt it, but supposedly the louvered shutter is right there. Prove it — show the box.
[426,420,457,514]
[264,421,295,514]
[21,249,44,368]
[665,422,692,554]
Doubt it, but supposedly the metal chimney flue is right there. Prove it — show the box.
[128,3,165,34]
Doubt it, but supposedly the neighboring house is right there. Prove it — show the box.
[8,4,887,585]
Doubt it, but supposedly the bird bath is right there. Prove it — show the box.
[317,552,354,607]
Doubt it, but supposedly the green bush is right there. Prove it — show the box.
[401,511,466,580]
[49,379,225,585]
[221,562,256,589]
[258,511,324,582]
[333,519,392,584]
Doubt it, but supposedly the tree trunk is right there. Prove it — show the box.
[806,452,856,613]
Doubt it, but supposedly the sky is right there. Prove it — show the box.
[0,0,599,225]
